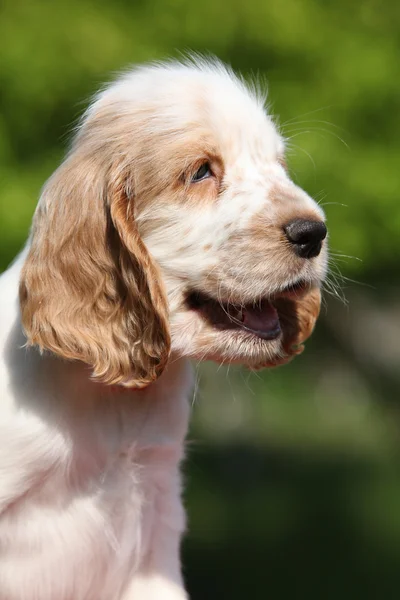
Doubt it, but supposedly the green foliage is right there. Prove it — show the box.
[1,0,399,273]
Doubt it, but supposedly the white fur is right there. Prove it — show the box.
[0,58,326,599]
[0,253,192,600]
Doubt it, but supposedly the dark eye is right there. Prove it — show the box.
[191,162,211,182]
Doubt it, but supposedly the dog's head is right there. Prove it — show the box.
[20,58,327,387]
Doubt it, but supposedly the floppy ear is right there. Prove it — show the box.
[19,150,170,388]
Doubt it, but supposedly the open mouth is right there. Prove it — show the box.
[186,279,310,341]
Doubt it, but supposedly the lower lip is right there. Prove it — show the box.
[238,324,282,341]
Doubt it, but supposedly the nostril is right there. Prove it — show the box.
[284,219,327,259]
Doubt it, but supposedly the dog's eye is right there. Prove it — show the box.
[191,162,211,182]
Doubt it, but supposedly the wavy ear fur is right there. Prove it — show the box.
[19,147,170,388]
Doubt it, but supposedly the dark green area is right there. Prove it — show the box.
[184,446,400,599]
[1,0,399,596]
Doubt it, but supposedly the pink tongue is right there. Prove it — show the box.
[242,302,280,337]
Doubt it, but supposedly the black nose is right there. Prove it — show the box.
[284,219,327,259]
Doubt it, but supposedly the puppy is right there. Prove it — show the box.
[0,57,327,599]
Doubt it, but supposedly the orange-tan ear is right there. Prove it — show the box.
[19,152,170,388]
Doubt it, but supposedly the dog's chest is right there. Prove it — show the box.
[1,361,192,600]
[2,423,186,600]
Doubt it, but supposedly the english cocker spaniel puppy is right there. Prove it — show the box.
[0,57,327,599]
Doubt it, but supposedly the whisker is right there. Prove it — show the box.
[337,275,375,289]
[314,190,328,203]
[281,119,348,134]
[285,142,316,172]
[322,279,348,306]
[322,259,349,305]
[285,128,350,150]
[191,368,202,408]
[329,250,362,262]
[319,202,348,208]
[239,369,256,396]
[281,106,334,127]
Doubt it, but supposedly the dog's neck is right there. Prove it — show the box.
[10,306,193,454]
[93,356,194,450]
[63,356,194,453]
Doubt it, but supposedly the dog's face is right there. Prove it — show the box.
[20,59,327,386]
[134,64,327,369]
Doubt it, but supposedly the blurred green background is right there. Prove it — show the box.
[1,0,400,597]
